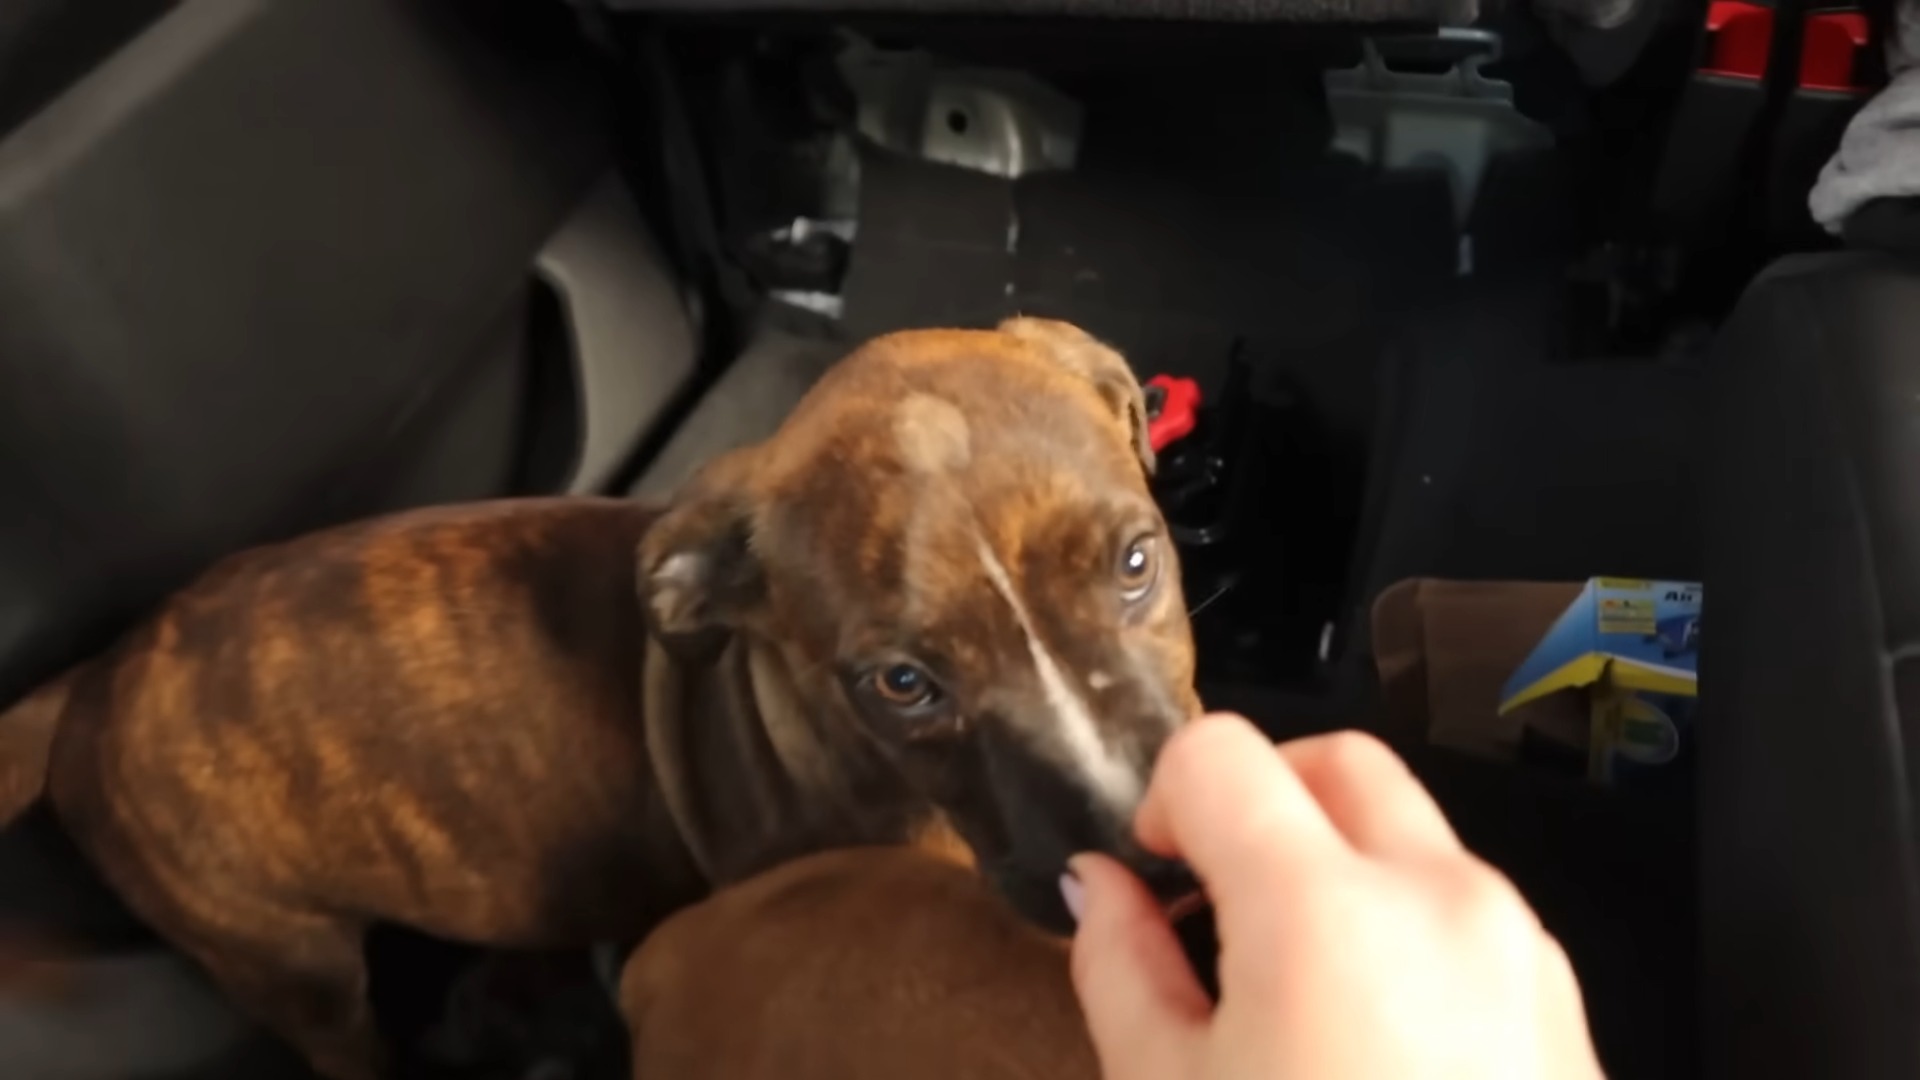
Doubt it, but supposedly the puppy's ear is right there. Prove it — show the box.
[638,448,767,663]
[998,316,1156,476]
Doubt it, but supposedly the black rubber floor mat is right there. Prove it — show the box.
[1410,746,1696,1080]
[408,950,627,1080]
[844,150,1457,424]
[841,149,1018,340]
[1357,272,1706,604]
[839,59,1460,438]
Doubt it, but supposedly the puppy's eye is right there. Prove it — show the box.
[870,663,941,710]
[1117,535,1160,602]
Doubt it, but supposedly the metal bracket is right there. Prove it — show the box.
[1325,29,1553,232]
[837,40,1082,179]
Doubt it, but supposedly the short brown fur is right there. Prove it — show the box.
[622,846,1095,1080]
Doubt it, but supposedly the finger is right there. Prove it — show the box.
[1278,731,1464,860]
[1133,714,1349,892]
[1532,932,1606,1080]
[1067,853,1210,1079]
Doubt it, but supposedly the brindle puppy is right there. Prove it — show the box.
[0,317,1200,1080]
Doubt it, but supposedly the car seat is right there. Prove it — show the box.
[0,1,691,1075]
[1702,249,1920,1079]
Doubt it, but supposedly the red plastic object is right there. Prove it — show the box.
[1144,375,1202,454]
[1799,11,1872,92]
[1701,0,1776,81]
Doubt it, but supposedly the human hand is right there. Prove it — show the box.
[1065,715,1604,1080]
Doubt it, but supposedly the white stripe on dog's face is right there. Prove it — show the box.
[973,536,1144,816]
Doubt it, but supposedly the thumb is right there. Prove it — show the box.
[1067,854,1210,1078]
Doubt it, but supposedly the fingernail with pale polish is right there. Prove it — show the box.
[1060,871,1086,923]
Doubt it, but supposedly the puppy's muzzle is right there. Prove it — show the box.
[1122,852,1205,916]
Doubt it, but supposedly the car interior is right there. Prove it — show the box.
[0,0,1913,1077]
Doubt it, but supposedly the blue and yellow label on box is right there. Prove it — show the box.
[1499,578,1700,787]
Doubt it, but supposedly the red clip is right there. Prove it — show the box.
[1701,0,1776,81]
[1799,10,1871,92]
[1143,375,1202,454]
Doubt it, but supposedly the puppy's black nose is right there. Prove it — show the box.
[1114,854,1218,1003]
[1129,855,1201,908]
[1170,901,1221,1003]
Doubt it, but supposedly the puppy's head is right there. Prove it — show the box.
[641,317,1200,931]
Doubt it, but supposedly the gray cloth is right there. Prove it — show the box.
[1811,1,1920,233]
[0,952,256,1080]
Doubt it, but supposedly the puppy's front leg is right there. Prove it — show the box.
[175,907,386,1080]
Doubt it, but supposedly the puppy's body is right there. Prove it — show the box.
[3,500,927,1079]
[623,846,1097,1080]
[0,318,1200,1079]
[42,500,691,946]
[4,503,684,1078]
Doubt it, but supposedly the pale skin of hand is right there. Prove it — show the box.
[1064,715,1606,1080]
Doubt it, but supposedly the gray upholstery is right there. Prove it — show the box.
[0,0,605,706]
[0,2,611,1075]
[1701,252,1920,1079]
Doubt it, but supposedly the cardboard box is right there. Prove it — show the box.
[1499,578,1700,788]
[1370,579,1588,760]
